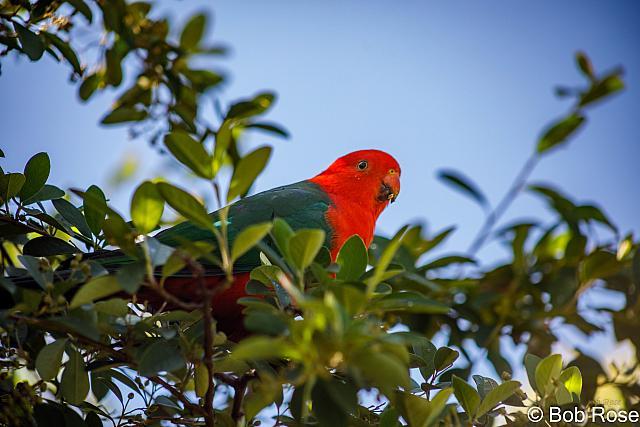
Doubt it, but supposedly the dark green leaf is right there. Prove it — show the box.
[20,152,50,201]
[438,169,489,209]
[116,262,145,294]
[138,339,186,376]
[22,184,64,205]
[23,236,77,257]
[61,347,89,405]
[79,73,101,101]
[84,185,107,236]
[434,347,459,372]
[101,107,147,125]
[66,0,93,22]
[36,338,67,380]
[245,122,290,138]
[52,198,92,238]
[45,33,82,74]
[14,22,45,61]
[576,51,594,80]
[524,354,541,392]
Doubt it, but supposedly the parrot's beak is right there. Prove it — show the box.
[378,173,400,204]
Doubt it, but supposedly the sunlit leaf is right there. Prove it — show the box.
[131,181,164,234]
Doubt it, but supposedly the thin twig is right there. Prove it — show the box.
[468,154,539,254]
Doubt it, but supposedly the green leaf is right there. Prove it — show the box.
[271,218,294,258]
[575,51,595,80]
[102,213,138,257]
[420,255,476,271]
[579,250,621,282]
[437,169,488,209]
[537,114,586,154]
[156,182,213,232]
[23,236,77,257]
[535,354,563,396]
[453,375,481,418]
[472,375,499,399]
[79,73,101,101]
[227,146,272,201]
[164,132,214,179]
[355,351,410,397]
[83,185,107,236]
[61,347,89,405]
[70,275,121,308]
[227,92,276,119]
[559,366,582,401]
[245,122,290,138]
[288,229,326,272]
[413,338,437,381]
[232,337,299,361]
[336,235,368,281]
[194,364,209,398]
[101,107,147,125]
[180,14,206,49]
[231,222,272,262]
[45,33,82,74]
[20,152,50,201]
[374,292,449,314]
[131,181,164,234]
[632,249,640,288]
[580,72,625,107]
[36,339,67,380]
[524,354,541,392]
[367,226,408,291]
[434,347,459,372]
[396,388,453,427]
[138,339,186,376]
[52,198,92,238]
[66,0,93,22]
[14,22,45,61]
[116,262,145,294]
[475,380,520,417]
[0,173,26,203]
[22,184,65,205]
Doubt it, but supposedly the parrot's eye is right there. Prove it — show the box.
[357,160,368,171]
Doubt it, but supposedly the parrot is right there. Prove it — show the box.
[142,149,401,339]
[13,150,401,340]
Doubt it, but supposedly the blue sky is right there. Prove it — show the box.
[1,0,638,264]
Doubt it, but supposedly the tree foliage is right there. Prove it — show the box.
[1,2,638,426]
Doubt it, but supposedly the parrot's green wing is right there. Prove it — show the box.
[96,180,333,276]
